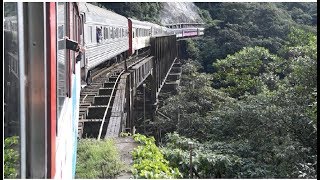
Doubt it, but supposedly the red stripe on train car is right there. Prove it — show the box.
[128,19,133,56]
[48,2,56,178]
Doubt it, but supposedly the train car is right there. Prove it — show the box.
[79,3,129,84]
[128,18,153,56]
[164,23,205,38]
[4,2,81,179]
[151,22,167,36]
[181,28,199,37]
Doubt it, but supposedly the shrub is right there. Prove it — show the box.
[131,134,182,179]
[4,136,19,179]
[75,138,125,178]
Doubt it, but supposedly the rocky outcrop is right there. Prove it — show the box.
[159,2,204,25]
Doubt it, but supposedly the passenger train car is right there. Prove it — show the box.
[4,2,81,179]
[4,2,203,179]
[79,3,129,84]
[165,22,205,38]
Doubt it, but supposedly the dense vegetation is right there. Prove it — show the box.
[95,2,163,24]
[192,2,317,73]
[89,2,316,179]
[150,2,317,179]
[131,134,182,179]
[4,136,19,179]
[75,139,125,178]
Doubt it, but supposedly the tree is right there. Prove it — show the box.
[212,46,284,98]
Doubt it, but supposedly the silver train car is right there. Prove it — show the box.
[128,18,152,55]
[79,3,129,83]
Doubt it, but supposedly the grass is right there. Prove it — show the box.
[75,138,126,179]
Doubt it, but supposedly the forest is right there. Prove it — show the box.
[85,2,317,178]
[156,2,317,178]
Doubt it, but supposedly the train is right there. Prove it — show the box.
[78,3,203,85]
[4,2,203,179]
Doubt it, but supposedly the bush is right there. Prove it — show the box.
[131,134,182,179]
[75,138,125,178]
[4,136,19,179]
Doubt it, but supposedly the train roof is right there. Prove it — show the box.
[79,3,127,23]
[128,18,153,28]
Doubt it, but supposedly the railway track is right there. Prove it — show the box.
[78,51,150,139]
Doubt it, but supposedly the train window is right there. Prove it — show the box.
[104,27,108,40]
[136,28,138,37]
[122,28,124,38]
[58,25,64,39]
[88,26,93,43]
[72,13,77,74]
[57,2,67,119]
[109,27,112,39]
[116,28,119,38]
[4,2,21,178]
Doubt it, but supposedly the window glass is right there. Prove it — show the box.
[57,2,67,119]
[4,2,21,178]
[88,26,92,43]
[116,28,119,38]
[104,27,108,40]
[72,13,76,74]
[110,27,114,39]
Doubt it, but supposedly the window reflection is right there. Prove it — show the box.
[57,2,67,122]
[4,2,20,178]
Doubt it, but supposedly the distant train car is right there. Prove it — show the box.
[79,2,129,84]
[181,28,198,37]
[4,2,81,179]
[164,23,205,38]
[150,22,167,36]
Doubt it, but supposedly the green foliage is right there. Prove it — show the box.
[156,29,317,178]
[98,2,163,24]
[185,39,200,61]
[277,3,317,26]
[4,136,19,179]
[75,139,125,178]
[154,61,234,140]
[212,46,285,98]
[120,132,132,137]
[131,134,182,179]
[162,132,271,178]
[192,2,316,73]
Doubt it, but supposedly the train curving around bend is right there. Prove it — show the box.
[4,2,204,179]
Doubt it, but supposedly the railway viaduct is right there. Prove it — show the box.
[78,31,203,139]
